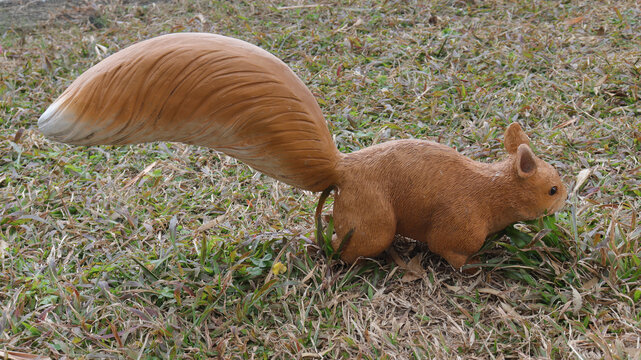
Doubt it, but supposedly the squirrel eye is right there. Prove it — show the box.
[549,186,558,196]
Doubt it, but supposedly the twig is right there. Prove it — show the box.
[277,4,327,10]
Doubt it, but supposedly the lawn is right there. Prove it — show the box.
[1,0,640,358]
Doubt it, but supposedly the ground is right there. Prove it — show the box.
[0,0,162,32]
[1,1,640,359]
[0,0,76,32]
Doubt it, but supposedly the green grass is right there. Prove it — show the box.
[1,0,640,358]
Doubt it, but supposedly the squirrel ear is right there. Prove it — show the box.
[514,144,537,178]
[504,123,531,154]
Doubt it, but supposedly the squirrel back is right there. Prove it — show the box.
[38,33,340,192]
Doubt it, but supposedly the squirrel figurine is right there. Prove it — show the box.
[39,33,568,271]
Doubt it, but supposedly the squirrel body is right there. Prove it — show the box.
[334,138,566,268]
[39,33,567,270]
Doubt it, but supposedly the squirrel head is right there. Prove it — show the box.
[503,123,568,220]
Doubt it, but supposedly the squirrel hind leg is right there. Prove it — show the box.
[333,224,396,263]
[331,190,396,263]
[441,252,480,273]
[437,235,485,273]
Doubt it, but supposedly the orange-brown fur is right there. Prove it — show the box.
[38,33,340,191]
[332,124,567,270]
[39,33,567,271]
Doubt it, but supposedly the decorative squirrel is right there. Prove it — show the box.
[38,33,568,271]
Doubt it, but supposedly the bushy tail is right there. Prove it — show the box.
[38,33,341,192]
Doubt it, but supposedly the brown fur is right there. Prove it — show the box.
[38,33,340,191]
[331,124,567,270]
[39,33,567,271]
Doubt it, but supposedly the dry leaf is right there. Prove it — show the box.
[582,277,599,290]
[194,13,206,23]
[386,247,406,267]
[500,302,521,320]
[478,287,502,297]
[559,299,572,315]
[573,168,593,196]
[13,128,24,143]
[0,350,51,360]
[95,43,108,57]
[445,284,463,293]
[595,74,608,87]
[564,16,585,25]
[301,265,318,284]
[0,240,7,258]
[406,254,424,273]
[572,287,582,315]
[400,269,423,282]
[123,161,158,189]
[401,255,425,282]
[593,74,608,95]
[196,214,226,232]
[552,117,577,130]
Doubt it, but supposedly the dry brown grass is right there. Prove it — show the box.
[1,0,640,358]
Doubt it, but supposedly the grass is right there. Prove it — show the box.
[1,0,640,358]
